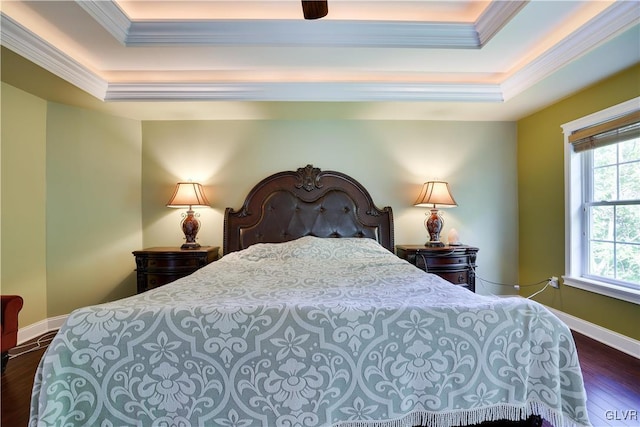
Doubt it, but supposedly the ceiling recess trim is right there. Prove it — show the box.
[75,0,528,49]
[75,0,130,44]
[76,0,529,49]
[501,1,640,101]
[0,12,108,99]
[475,0,528,47]
[125,20,480,49]
[2,2,637,103]
[105,82,504,102]
[1,9,503,103]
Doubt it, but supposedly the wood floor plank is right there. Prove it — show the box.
[1,332,53,427]
[572,332,640,427]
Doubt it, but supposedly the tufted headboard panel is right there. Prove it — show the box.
[224,165,394,254]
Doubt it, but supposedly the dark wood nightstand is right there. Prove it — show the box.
[132,246,219,293]
[396,244,479,292]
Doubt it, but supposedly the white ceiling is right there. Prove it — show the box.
[1,0,638,121]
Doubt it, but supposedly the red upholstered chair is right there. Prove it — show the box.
[1,295,24,373]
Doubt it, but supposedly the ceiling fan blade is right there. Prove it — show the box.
[302,0,328,20]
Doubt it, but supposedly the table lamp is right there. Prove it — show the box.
[414,181,457,247]
[166,182,210,249]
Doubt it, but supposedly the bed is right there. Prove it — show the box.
[29,165,590,427]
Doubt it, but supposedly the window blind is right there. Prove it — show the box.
[569,110,640,152]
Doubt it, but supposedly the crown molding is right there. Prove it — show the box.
[1,10,500,103]
[2,2,636,104]
[475,0,528,46]
[74,0,529,49]
[105,82,504,102]
[0,13,108,100]
[77,0,483,49]
[75,0,534,49]
[75,0,130,44]
[124,20,480,48]
[501,1,640,100]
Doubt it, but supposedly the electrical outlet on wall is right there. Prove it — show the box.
[548,276,559,288]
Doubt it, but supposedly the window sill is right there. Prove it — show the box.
[563,276,640,305]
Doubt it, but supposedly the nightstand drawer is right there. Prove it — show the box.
[144,257,202,271]
[424,256,469,267]
[133,246,219,293]
[416,254,471,271]
[396,244,478,292]
[436,270,470,286]
[144,273,187,291]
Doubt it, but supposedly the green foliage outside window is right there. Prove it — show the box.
[588,138,640,286]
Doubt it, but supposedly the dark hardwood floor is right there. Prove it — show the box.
[1,330,56,426]
[573,333,640,427]
[2,330,639,426]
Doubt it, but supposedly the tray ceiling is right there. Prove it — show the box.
[1,0,638,120]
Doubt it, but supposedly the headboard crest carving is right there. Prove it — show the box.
[295,164,323,192]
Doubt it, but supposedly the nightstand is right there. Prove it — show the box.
[132,246,219,293]
[396,244,479,292]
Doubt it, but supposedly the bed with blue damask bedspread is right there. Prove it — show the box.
[30,236,589,427]
[30,165,590,427]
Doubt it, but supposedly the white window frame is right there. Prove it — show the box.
[562,97,640,305]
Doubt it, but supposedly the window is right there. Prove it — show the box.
[585,139,640,284]
[562,98,640,304]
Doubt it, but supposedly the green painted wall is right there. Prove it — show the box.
[517,64,640,339]
[1,83,143,327]
[45,103,142,316]
[4,60,638,341]
[141,119,519,295]
[1,83,48,327]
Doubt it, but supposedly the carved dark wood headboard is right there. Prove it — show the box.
[223,165,394,254]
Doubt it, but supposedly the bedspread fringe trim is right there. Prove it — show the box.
[333,401,588,427]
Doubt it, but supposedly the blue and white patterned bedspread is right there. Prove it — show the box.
[30,237,590,427]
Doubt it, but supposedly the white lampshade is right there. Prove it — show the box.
[414,181,457,208]
[166,182,210,208]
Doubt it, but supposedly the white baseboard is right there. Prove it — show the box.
[17,315,68,344]
[544,305,640,359]
[17,307,639,359]
[495,295,639,359]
